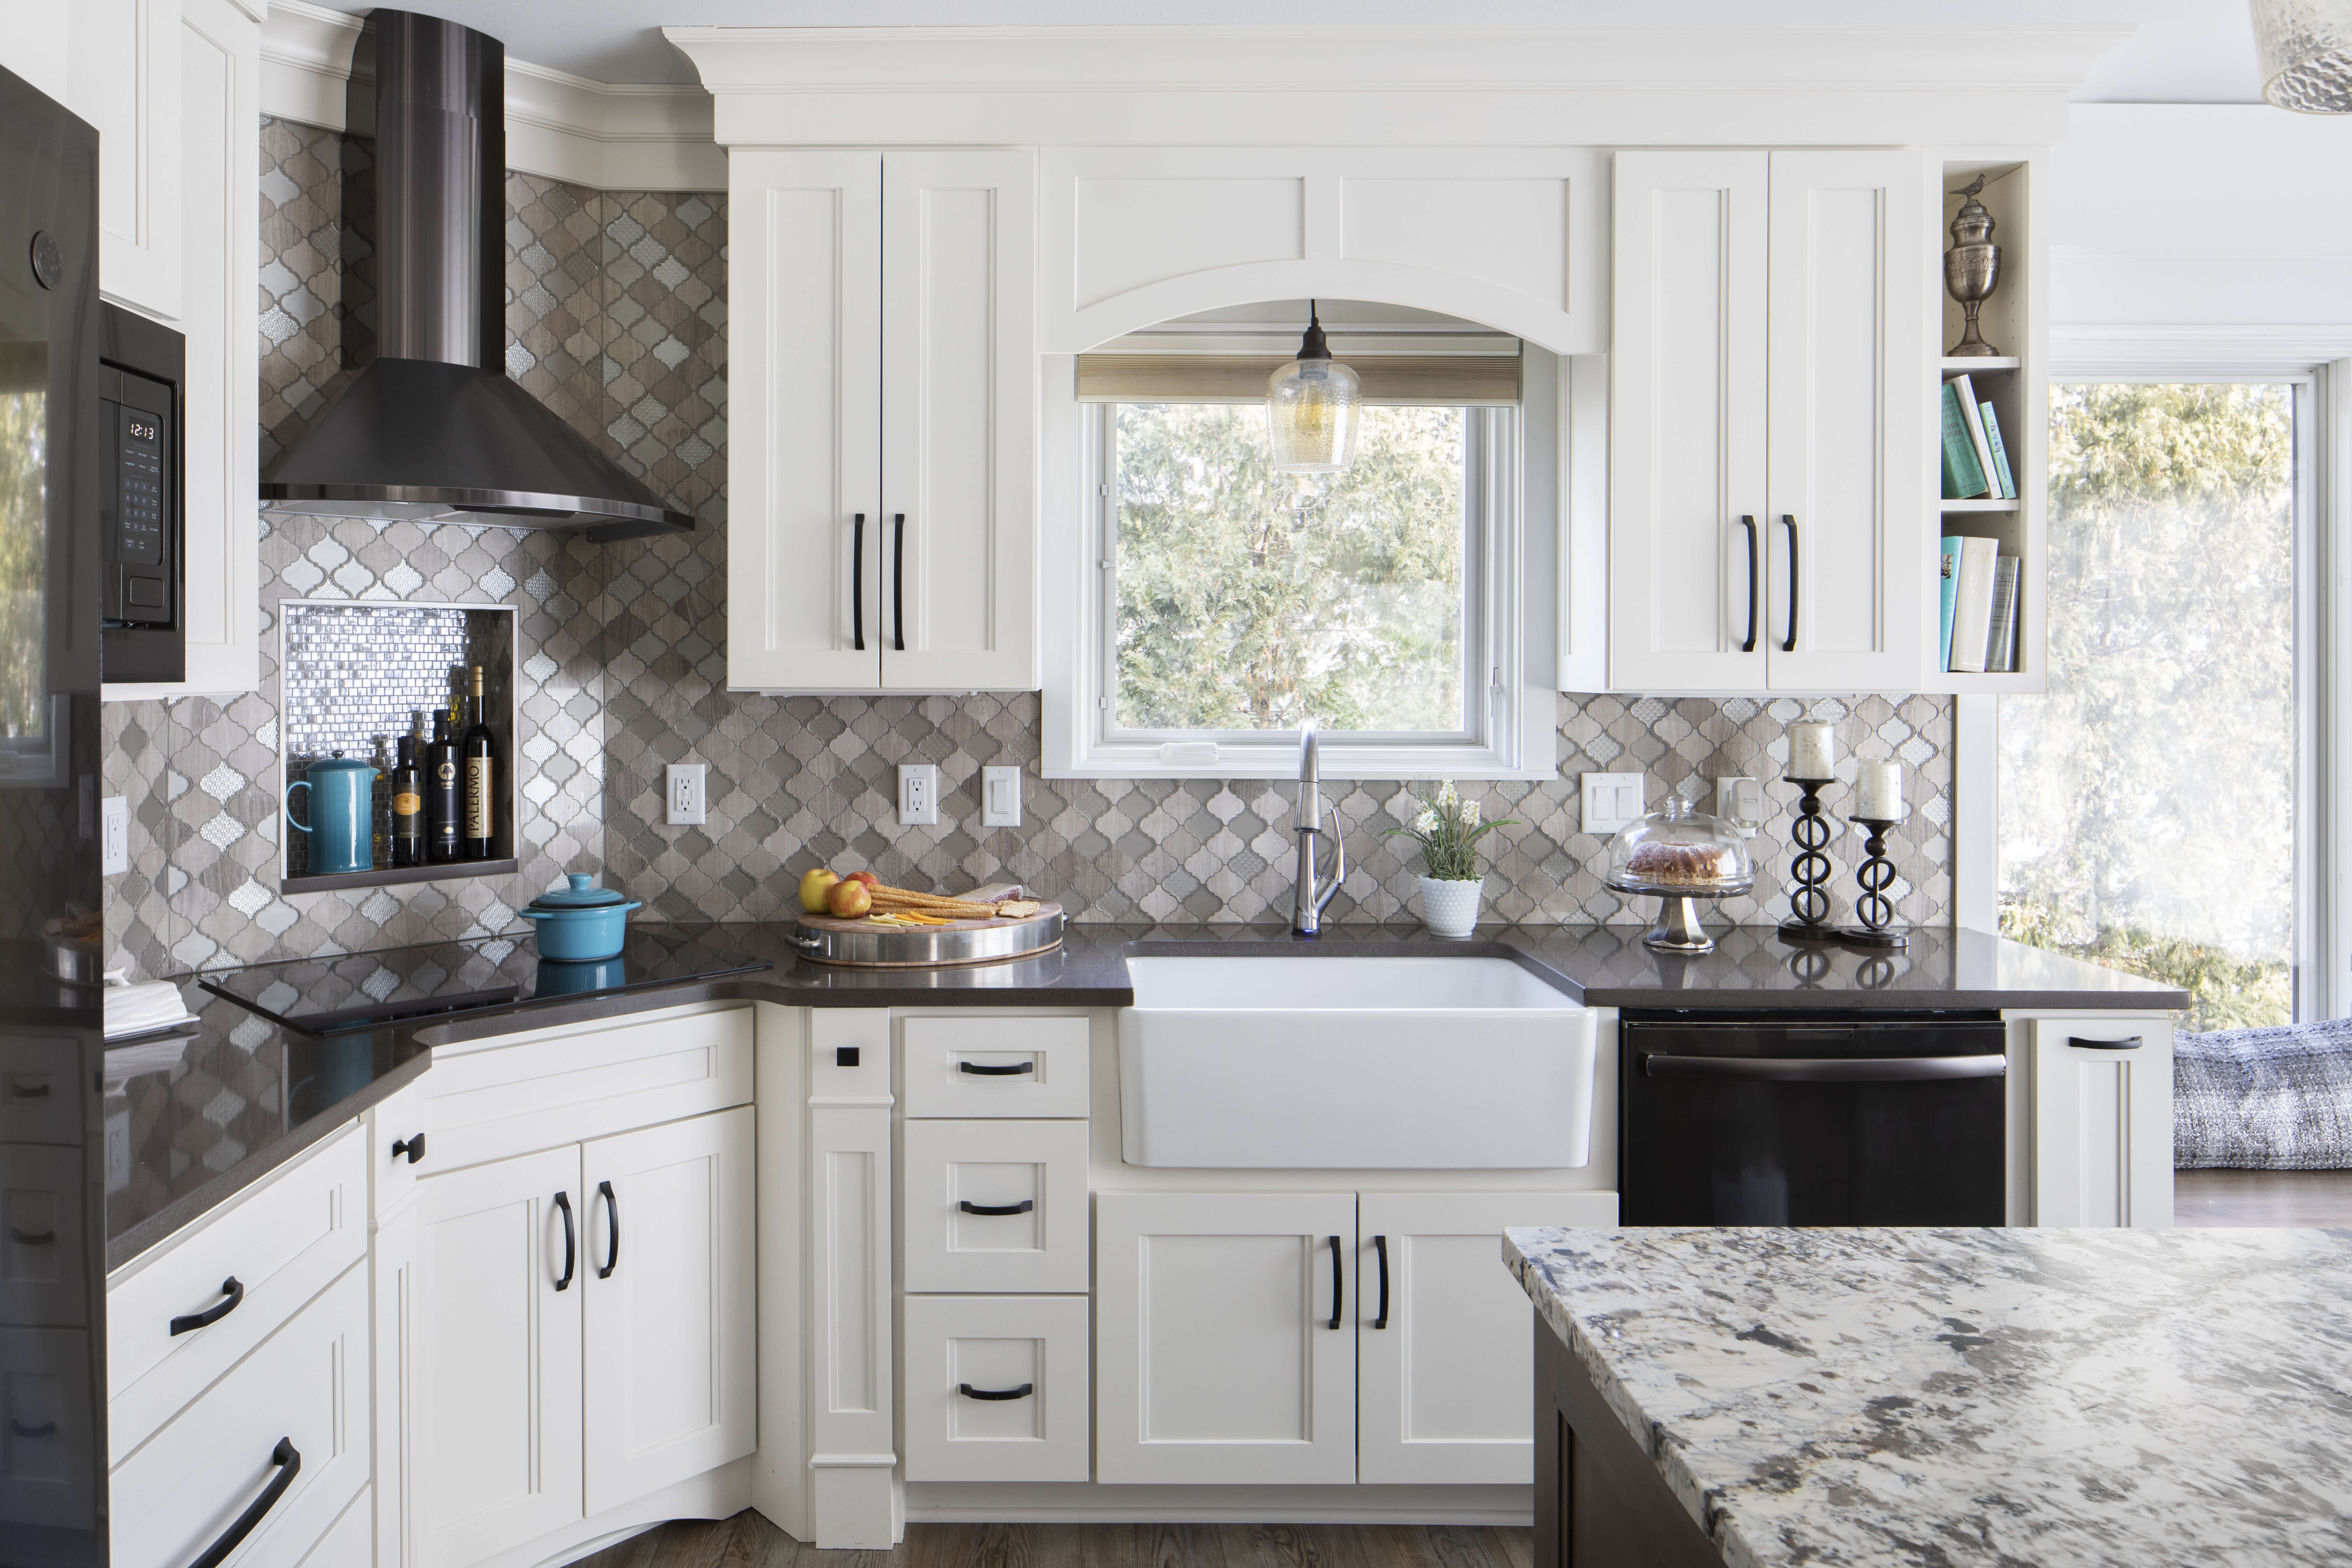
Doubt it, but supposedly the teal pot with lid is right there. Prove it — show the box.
[286,751,378,875]
[516,873,643,960]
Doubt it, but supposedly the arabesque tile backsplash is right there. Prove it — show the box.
[101,115,1953,980]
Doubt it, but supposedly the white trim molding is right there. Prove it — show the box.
[666,25,2125,150]
[2051,325,2352,380]
[262,0,723,190]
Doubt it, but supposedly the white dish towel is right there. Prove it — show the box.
[104,980,199,1041]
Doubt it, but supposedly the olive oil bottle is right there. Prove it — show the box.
[389,720,424,867]
[426,710,461,862]
[462,665,495,859]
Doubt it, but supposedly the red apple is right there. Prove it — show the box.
[827,878,874,918]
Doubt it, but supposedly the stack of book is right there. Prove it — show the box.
[1939,536,2018,673]
[1939,373,2016,501]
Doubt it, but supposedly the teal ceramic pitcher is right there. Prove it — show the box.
[286,751,378,875]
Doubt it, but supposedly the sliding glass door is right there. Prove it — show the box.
[1999,382,2304,1032]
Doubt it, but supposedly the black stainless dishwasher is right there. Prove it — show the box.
[1620,1010,2008,1225]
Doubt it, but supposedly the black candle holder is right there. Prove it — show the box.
[1776,777,1840,943]
[1841,815,1910,949]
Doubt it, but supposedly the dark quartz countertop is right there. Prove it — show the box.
[122,919,2183,1267]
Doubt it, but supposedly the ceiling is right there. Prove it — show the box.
[309,0,2266,99]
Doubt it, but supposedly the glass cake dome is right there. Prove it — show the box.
[1604,793,1755,895]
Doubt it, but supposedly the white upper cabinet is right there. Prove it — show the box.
[1609,149,1927,693]
[728,148,1037,693]
[70,0,182,321]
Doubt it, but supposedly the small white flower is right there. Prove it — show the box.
[1436,780,1459,810]
[1461,800,1482,828]
[1413,808,1440,835]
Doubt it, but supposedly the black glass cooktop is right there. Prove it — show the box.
[197,925,768,1035]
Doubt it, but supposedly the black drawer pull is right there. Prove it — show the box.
[9,1419,56,1437]
[597,1180,620,1280]
[554,1191,575,1291]
[9,1081,50,1098]
[169,1277,244,1336]
[2069,1036,2143,1051]
[392,1133,425,1164]
[9,1226,55,1245]
[187,1437,300,1568]
[1327,1234,1343,1330]
[958,1382,1033,1401]
[1372,1234,1390,1330]
[1642,1053,2006,1083]
[958,1060,1034,1076]
[959,1199,1033,1217]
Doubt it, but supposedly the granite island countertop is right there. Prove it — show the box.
[1504,1225,2352,1568]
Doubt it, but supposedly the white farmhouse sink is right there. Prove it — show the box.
[1117,954,1597,1169]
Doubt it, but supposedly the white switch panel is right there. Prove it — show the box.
[1715,776,1764,835]
[899,763,940,827]
[981,765,1022,828]
[101,795,129,875]
[665,763,707,826]
[1580,772,1646,836]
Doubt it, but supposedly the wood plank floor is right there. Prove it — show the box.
[2175,1167,2352,1226]
[573,1511,1536,1568]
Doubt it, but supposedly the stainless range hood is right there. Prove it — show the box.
[259,8,691,541]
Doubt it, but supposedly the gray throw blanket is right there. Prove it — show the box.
[2175,1018,2352,1169]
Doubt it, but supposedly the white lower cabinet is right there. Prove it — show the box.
[1094,1191,1358,1486]
[903,1295,1090,1482]
[2028,1017,2174,1227]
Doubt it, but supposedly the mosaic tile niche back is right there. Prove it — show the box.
[98,115,1955,980]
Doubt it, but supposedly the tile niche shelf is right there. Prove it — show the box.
[276,598,522,894]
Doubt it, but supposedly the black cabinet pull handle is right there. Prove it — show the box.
[1372,1234,1390,1330]
[391,1133,425,1165]
[958,1061,1034,1076]
[9,1420,56,1438]
[1739,514,1758,653]
[1643,1052,2005,1083]
[959,1198,1033,1217]
[2069,1036,2144,1051]
[169,1277,244,1336]
[1780,514,1799,653]
[597,1180,620,1279]
[958,1382,1034,1401]
[1327,1234,1343,1330]
[9,1081,50,1098]
[186,1437,301,1568]
[851,513,866,651]
[9,1227,55,1245]
[554,1191,575,1291]
[892,512,907,652]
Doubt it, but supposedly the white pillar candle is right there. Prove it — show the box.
[1786,721,1836,780]
[1856,759,1905,820]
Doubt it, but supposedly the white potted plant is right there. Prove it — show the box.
[1386,781,1517,938]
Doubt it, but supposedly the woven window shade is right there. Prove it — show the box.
[1076,354,1520,406]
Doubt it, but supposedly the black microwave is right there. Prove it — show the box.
[98,301,184,684]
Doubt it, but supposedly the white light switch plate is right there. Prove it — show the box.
[981,765,1021,828]
[665,763,706,826]
[1581,772,1645,836]
[101,795,128,875]
[899,763,940,827]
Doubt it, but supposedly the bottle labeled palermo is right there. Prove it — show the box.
[463,664,495,859]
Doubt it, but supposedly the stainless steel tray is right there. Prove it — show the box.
[788,904,1065,968]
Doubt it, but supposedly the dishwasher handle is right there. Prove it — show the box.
[1642,1052,2006,1083]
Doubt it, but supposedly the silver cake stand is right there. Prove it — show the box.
[1605,876,1755,955]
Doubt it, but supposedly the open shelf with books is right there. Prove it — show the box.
[1927,154,2044,695]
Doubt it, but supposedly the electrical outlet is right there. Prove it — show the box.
[1581,772,1645,836]
[981,765,1022,828]
[665,763,707,826]
[100,795,128,876]
[898,763,939,827]
[1715,776,1764,835]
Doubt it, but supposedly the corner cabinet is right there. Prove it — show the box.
[1608,150,1926,693]
[727,149,1037,694]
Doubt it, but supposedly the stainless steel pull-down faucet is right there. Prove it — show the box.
[1291,720,1348,937]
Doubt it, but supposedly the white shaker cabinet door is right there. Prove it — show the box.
[1608,150,1769,693]
[579,1106,755,1515]
[2030,1018,2174,1228]
[411,1146,584,1568]
[726,149,885,692]
[1094,1191,1356,1487]
[1356,1191,1617,1486]
[879,149,1038,693]
[71,0,182,320]
[1763,150,1928,692]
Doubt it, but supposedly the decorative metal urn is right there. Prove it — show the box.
[1943,174,2002,358]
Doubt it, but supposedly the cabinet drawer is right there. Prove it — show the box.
[0,1033,81,1146]
[421,1002,751,1169]
[903,1016,1089,1118]
[2,1143,88,1328]
[903,1120,1089,1294]
[903,1295,1089,1482]
[0,1326,97,1529]
[111,1261,371,1568]
[107,1125,365,1462]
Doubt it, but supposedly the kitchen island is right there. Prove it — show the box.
[1505,1225,2352,1568]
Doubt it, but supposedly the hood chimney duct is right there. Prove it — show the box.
[369,10,504,370]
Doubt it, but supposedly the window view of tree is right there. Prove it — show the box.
[2000,383,2295,1032]
[0,380,48,742]
[1112,402,1469,734]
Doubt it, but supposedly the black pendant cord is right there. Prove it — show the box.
[1777,777,1839,943]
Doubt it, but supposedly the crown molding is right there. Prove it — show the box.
[665,24,2132,149]
[262,0,722,191]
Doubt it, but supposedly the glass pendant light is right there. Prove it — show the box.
[2253,0,2352,112]
[1266,300,1362,473]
